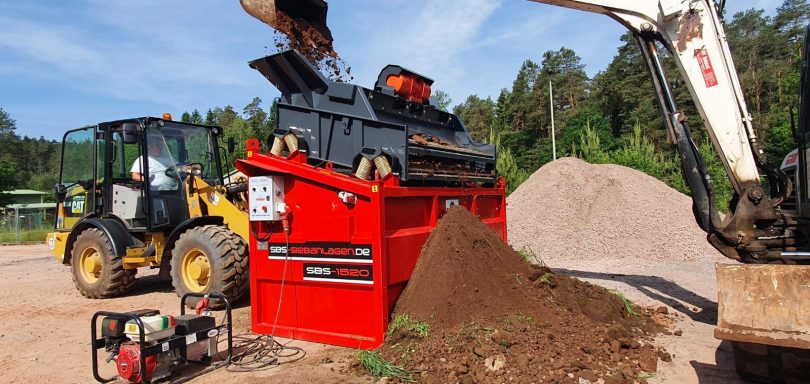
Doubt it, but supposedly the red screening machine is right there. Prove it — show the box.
[236,50,506,349]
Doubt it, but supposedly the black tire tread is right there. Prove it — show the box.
[170,225,249,306]
[70,228,136,299]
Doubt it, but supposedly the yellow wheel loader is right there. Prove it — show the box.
[47,116,250,306]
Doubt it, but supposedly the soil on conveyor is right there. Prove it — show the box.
[271,8,352,82]
[376,206,669,384]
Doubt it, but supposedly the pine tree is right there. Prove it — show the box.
[189,109,203,124]
[219,106,238,128]
[243,97,269,141]
[432,90,452,112]
[204,108,218,125]
[0,108,19,204]
[453,95,496,143]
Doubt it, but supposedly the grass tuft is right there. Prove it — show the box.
[539,272,554,284]
[517,245,533,262]
[637,371,657,379]
[387,314,431,338]
[609,289,639,317]
[357,351,415,382]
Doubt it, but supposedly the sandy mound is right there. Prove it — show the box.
[377,206,666,383]
[507,157,720,264]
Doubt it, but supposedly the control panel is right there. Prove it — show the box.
[248,176,285,221]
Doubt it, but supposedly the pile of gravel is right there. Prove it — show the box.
[507,157,721,265]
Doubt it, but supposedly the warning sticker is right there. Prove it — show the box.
[695,48,718,88]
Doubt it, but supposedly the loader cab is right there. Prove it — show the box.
[55,117,225,233]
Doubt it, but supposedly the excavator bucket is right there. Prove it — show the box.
[239,0,333,42]
[715,263,810,349]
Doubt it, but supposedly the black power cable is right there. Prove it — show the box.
[250,220,271,242]
[215,228,305,372]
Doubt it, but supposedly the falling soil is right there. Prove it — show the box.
[373,206,668,384]
[271,8,352,82]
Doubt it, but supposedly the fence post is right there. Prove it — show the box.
[15,207,19,244]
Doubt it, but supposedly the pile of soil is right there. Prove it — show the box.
[507,157,721,264]
[376,206,668,384]
[270,7,352,82]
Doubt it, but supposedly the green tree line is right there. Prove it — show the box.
[0,108,60,206]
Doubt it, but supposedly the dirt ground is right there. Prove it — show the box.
[0,244,367,384]
[546,255,743,384]
[0,244,741,383]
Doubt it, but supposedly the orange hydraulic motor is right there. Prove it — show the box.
[386,74,432,104]
[375,65,435,105]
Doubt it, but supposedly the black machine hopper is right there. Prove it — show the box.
[248,50,497,185]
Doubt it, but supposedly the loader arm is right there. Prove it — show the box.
[528,0,798,262]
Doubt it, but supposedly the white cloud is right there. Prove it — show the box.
[471,10,568,50]
[0,17,104,75]
[0,3,261,109]
[358,0,503,82]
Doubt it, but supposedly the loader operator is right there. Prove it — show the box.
[130,135,179,190]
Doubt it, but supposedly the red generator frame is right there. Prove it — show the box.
[236,143,507,350]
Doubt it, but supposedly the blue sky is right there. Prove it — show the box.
[0,0,782,140]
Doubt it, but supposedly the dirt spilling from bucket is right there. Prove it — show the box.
[371,206,668,384]
[271,9,352,82]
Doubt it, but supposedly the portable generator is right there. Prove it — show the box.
[90,292,233,383]
[236,50,507,349]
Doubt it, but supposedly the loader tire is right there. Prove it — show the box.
[170,225,249,309]
[70,228,136,298]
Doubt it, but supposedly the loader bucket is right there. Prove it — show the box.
[239,0,333,42]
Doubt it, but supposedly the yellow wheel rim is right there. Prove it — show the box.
[79,247,102,284]
[181,248,210,292]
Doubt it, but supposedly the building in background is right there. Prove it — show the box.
[1,189,56,244]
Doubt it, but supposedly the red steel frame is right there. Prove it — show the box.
[236,143,506,349]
